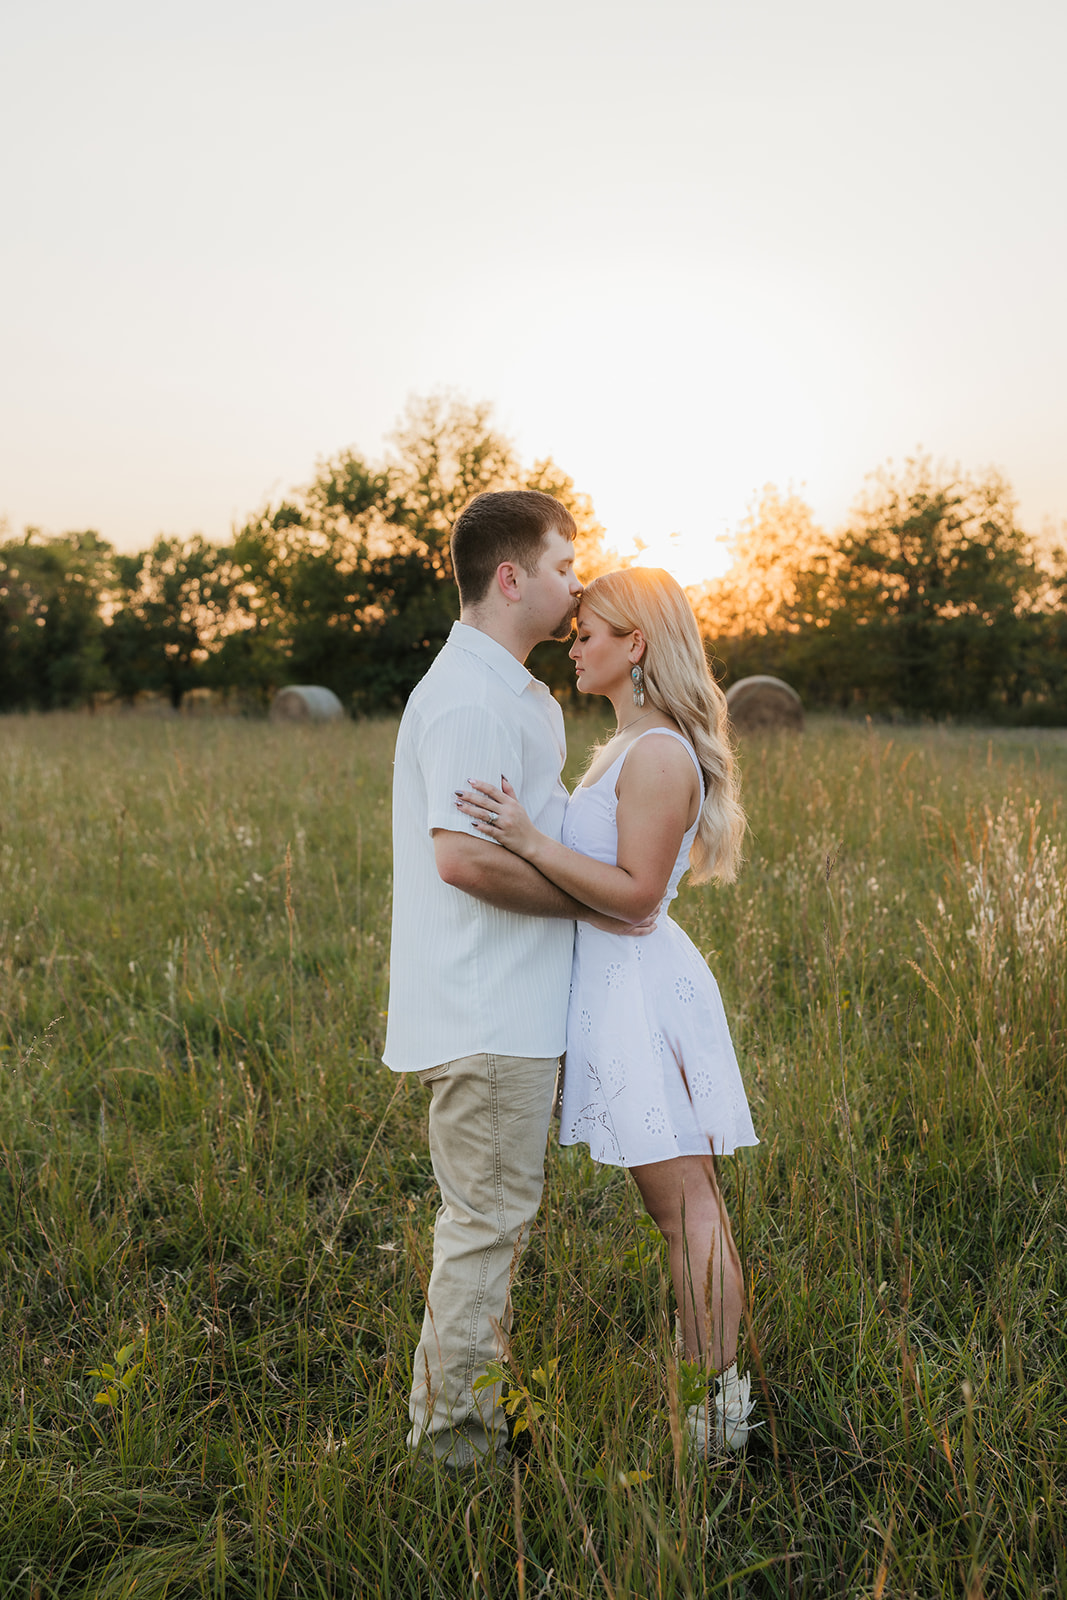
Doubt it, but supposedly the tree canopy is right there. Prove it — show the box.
[0,529,112,710]
[0,395,618,714]
[693,457,1064,720]
[1,418,1064,723]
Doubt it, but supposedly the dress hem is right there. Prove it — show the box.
[558,1134,761,1170]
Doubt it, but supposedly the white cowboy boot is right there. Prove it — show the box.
[687,1363,759,1457]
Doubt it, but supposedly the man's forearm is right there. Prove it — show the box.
[434,830,586,918]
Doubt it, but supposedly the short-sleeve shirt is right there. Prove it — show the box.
[383,622,575,1073]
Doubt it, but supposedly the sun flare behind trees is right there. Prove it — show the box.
[2,402,1065,721]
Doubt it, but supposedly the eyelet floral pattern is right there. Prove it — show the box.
[556,728,758,1169]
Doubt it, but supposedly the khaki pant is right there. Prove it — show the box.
[408,1052,558,1468]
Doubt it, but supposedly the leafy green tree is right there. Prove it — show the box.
[208,508,305,704]
[381,392,518,553]
[688,463,1063,722]
[1011,533,1067,721]
[829,456,1042,715]
[688,488,839,691]
[692,486,833,643]
[225,394,616,712]
[1,396,618,716]
[106,535,237,709]
[0,530,114,710]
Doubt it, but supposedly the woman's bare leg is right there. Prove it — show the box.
[630,1154,744,1373]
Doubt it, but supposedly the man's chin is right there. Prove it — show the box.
[549,614,577,642]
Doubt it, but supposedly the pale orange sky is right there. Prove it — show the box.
[2,0,1065,587]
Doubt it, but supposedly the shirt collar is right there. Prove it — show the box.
[447,620,536,697]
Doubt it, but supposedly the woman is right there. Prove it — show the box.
[455,567,760,1457]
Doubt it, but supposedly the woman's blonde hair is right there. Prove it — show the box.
[580,567,745,884]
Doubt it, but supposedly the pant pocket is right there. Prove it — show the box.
[418,1061,453,1086]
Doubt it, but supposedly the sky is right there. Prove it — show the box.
[2,0,1065,585]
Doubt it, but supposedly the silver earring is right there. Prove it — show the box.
[631,664,645,707]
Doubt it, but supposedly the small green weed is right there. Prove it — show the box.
[88,1339,144,1410]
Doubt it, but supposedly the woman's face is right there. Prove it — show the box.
[568,604,640,698]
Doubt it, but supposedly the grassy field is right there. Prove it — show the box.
[1,709,1064,1599]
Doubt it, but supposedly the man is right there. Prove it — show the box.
[384,488,621,1469]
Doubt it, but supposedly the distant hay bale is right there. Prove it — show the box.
[269,686,346,723]
[726,675,804,734]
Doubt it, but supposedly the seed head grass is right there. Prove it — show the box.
[1,712,1064,1597]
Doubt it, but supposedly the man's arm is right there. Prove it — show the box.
[433,830,645,933]
[433,829,586,917]
[419,705,650,932]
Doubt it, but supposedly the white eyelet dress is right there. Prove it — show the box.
[558,729,759,1168]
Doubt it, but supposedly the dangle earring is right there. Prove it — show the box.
[631,664,645,707]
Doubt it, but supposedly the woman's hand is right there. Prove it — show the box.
[455,777,541,858]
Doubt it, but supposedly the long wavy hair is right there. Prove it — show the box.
[580,567,745,884]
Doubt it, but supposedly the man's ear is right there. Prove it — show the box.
[495,562,522,603]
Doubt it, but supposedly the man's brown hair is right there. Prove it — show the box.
[450,490,577,608]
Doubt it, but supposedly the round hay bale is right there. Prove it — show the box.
[269,685,346,723]
[725,675,804,734]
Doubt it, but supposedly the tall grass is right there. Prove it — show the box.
[1,711,1064,1598]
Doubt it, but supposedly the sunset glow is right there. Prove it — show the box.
[1,0,1064,567]
[629,530,733,589]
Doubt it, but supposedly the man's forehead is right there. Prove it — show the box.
[542,527,576,558]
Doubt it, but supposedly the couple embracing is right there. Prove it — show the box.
[383,489,759,1471]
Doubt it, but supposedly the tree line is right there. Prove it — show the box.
[3,396,1065,722]
[0,397,613,716]
[695,462,1067,721]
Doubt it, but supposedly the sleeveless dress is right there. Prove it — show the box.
[558,728,759,1168]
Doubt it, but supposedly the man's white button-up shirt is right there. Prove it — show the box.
[383,622,575,1073]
